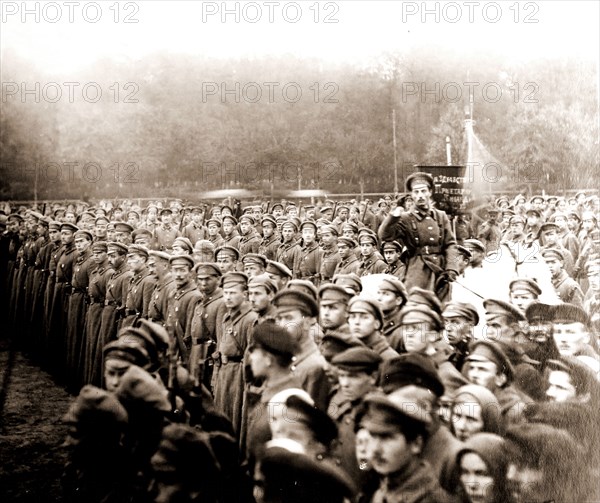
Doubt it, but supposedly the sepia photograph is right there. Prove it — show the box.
[1,1,599,502]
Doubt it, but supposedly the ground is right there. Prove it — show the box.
[0,338,73,503]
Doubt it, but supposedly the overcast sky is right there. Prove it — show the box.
[2,0,599,74]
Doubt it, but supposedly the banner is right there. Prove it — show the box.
[415,165,471,216]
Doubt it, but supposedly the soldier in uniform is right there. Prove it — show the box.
[113,222,134,245]
[165,255,202,360]
[477,207,502,253]
[347,296,398,360]
[83,241,112,386]
[222,215,241,249]
[181,206,206,245]
[379,172,459,297]
[275,220,299,273]
[257,215,280,261]
[206,218,225,249]
[333,236,360,276]
[327,347,381,481]
[247,273,279,324]
[357,233,387,277]
[265,259,292,292]
[186,262,224,386]
[542,248,584,305]
[441,302,479,371]
[215,245,240,274]
[147,250,174,325]
[381,240,407,280]
[509,277,542,314]
[171,236,194,256]
[376,275,408,346]
[293,220,322,286]
[153,208,180,251]
[238,215,261,256]
[241,253,267,279]
[319,224,340,283]
[131,228,153,248]
[65,229,94,387]
[121,245,154,328]
[212,271,258,437]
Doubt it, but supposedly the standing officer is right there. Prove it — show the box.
[319,224,341,283]
[379,172,459,297]
[258,215,280,261]
[121,245,154,328]
[293,221,322,286]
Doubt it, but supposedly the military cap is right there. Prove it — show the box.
[502,209,515,217]
[91,241,108,253]
[456,245,472,259]
[463,239,486,253]
[362,388,432,427]
[546,357,596,395]
[103,335,153,368]
[586,260,600,276]
[242,253,267,268]
[172,237,194,253]
[524,302,553,324]
[285,280,319,301]
[280,219,298,232]
[159,207,172,216]
[529,195,544,203]
[399,305,443,331]
[552,303,590,326]
[261,215,277,228]
[114,222,134,233]
[194,240,215,253]
[567,211,581,221]
[28,210,44,220]
[467,340,515,382]
[114,366,171,412]
[215,245,240,260]
[221,204,234,215]
[285,202,297,210]
[131,228,152,240]
[509,277,541,297]
[74,229,93,241]
[380,353,444,395]
[299,220,317,232]
[238,214,255,225]
[107,241,128,255]
[126,209,140,219]
[358,233,378,246]
[221,271,248,288]
[260,444,356,501]
[525,208,542,218]
[540,247,564,262]
[284,394,338,446]
[348,296,384,327]
[341,222,359,234]
[220,215,237,226]
[495,196,510,207]
[332,273,362,296]
[169,254,194,268]
[194,262,222,277]
[406,287,443,314]
[508,215,525,225]
[251,320,299,358]
[382,240,403,252]
[378,275,408,302]
[320,205,334,214]
[273,289,318,317]
[483,298,526,324]
[63,385,128,426]
[406,172,434,191]
[331,346,382,373]
[442,302,479,325]
[266,260,292,278]
[316,217,332,227]
[206,218,222,228]
[337,236,357,249]
[320,334,362,362]
[106,222,116,231]
[127,244,149,259]
[7,213,23,222]
[549,212,567,223]
[48,220,62,231]
[60,222,79,233]
[271,203,284,211]
[148,250,171,261]
[318,283,353,306]
[539,222,559,234]
[358,227,377,238]
[189,206,205,214]
[248,273,278,293]
[320,224,339,237]
[546,196,558,204]
[135,319,170,354]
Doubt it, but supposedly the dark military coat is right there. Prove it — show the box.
[320,245,340,283]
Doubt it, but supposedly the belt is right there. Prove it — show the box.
[90,297,104,304]
[221,355,243,365]
[416,246,442,255]
[72,287,86,294]
[125,309,140,316]
[105,300,118,306]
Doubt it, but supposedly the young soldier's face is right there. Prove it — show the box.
[546,370,577,403]
[262,223,275,238]
[553,322,589,357]
[301,227,315,245]
[337,243,351,259]
[361,419,417,476]
[348,312,379,339]
[336,369,374,402]
[223,284,246,309]
[216,253,236,274]
[319,302,347,330]
[510,289,537,312]
[196,274,220,295]
[543,257,562,278]
[383,249,400,265]
[320,231,336,247]
[411,183,431,208]
[222,221,234,235]
[248,286,271,313]
[466,359,499,391]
